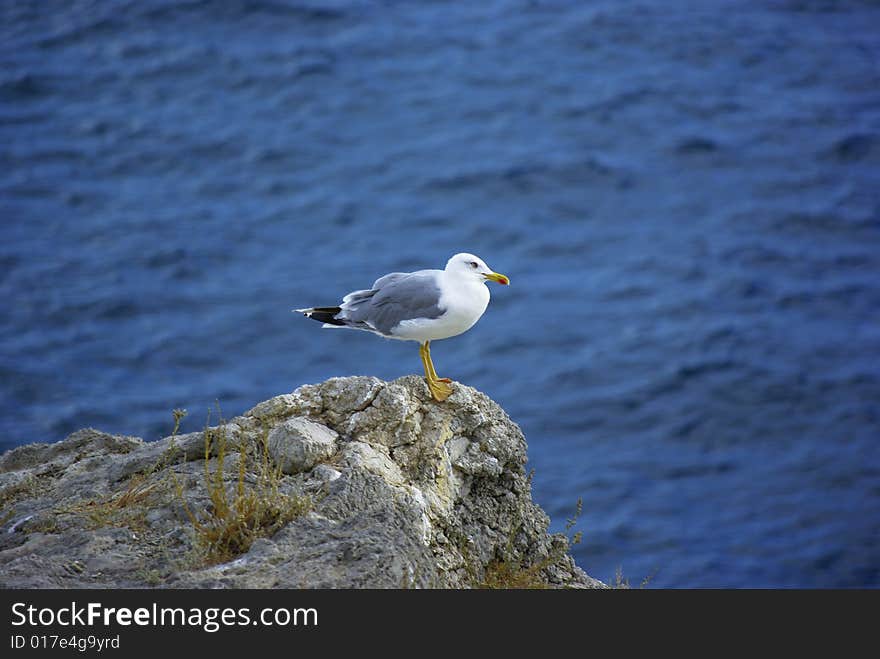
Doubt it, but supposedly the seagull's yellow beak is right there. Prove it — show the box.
[484,271,510,285]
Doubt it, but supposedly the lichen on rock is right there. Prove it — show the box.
[0,376,603,588]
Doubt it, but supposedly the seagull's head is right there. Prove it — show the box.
[446,253,510,286]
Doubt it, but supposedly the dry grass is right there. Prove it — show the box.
[174,411,311,566]
[59,471,165,532]
[479,554,554,589]
[0,474,42,511]
[46,412,186,534]
[611,566,654,589]
[475,497,585,589]
[1,472,59,533]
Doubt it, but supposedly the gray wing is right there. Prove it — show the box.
[372,272,409,289]
[339,270,445,335]
[339,272,407,307]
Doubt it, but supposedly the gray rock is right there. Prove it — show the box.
[0,376,604,589]
[267,417,339,474]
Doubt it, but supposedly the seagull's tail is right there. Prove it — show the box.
[294,306,347,327]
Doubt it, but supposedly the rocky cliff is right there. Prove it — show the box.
[0,376,602,588]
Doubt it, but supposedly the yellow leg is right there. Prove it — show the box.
[423,341,451,382]
[420,341,453,401]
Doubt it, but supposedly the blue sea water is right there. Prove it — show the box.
[1,0,879,588]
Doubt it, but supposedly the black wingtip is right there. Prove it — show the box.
[301,306,345,326]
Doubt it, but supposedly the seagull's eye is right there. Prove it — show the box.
[469,261,478,269]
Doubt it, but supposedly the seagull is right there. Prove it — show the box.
[296,253,510,401]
